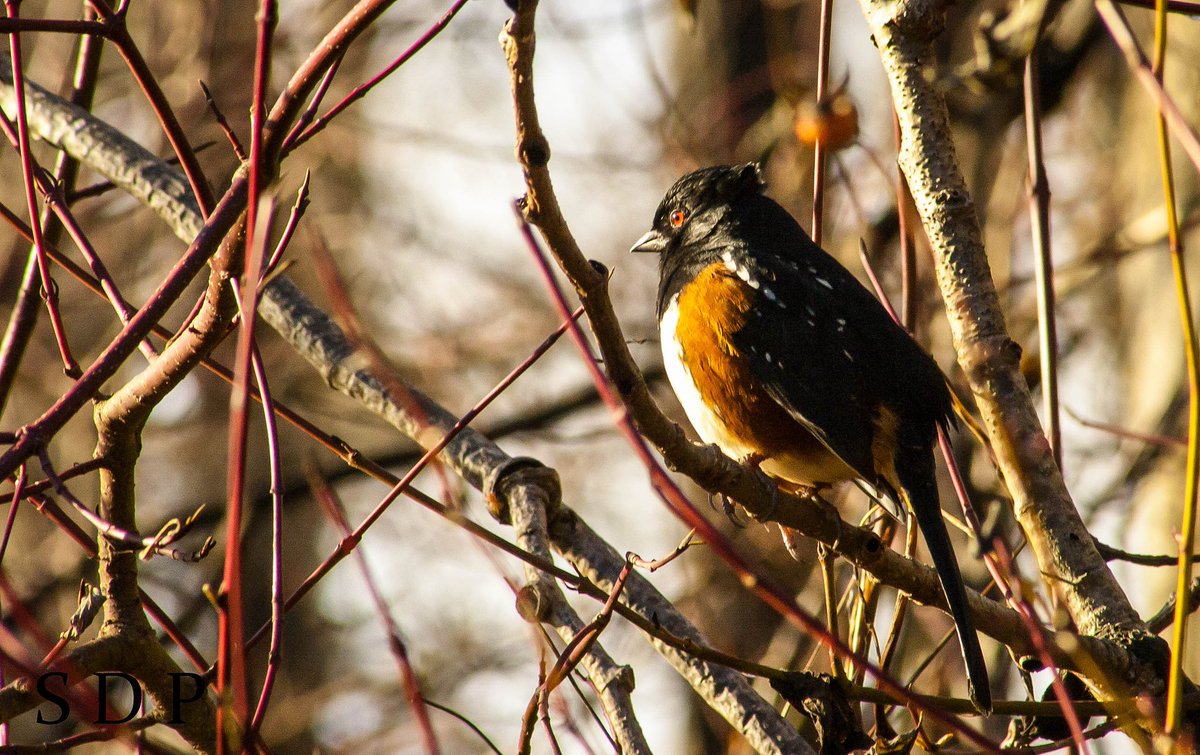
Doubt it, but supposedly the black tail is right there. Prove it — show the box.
[897,442,992,713]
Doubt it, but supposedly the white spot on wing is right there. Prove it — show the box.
[816,277,833,289]
[735,266,760,289]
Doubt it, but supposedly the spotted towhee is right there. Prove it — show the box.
[631,163,991,712]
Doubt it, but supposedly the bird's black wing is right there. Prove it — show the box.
[726,245,887,482]
[724,197,948,482]
[722,195,991,709]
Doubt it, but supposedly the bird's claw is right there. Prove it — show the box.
[709,491,748,528]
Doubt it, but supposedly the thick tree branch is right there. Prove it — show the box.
[501,465,649,754]
[854,0,1169,694]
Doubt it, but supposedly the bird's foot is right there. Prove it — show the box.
[709,492,747,528]
[776,480,824,502]
[782,485,843,552]
[780,525,806,560]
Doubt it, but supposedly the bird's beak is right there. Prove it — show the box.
[629,229,667,254]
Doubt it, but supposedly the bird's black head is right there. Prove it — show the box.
[631,163,767,318]
[630,163,766,260]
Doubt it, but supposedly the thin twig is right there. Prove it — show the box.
[1024,42,1061,470]
[287,0,470,152]
[262,172,310,280]
[0,465,23,565]
[245,345,285,741]
[1094,0,1200,175]
[199,81,246,161]
[810,0,835,244]
[425,699,503,755]
[518,563,633,755]
[308,471,441,754]
[0,14,102,412]
[1,11,79,377]
[36,452,211,561]
[96,8,215,216]
[1145,0,1199,732]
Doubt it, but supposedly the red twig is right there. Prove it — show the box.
[37,181,158,359]
[246,345,284,740]
[0,237,44,415]
[279,55,343,154]
[810,0,835,245]
[2,7,79,377]
[992,544,1092,751]
[36,450,209,561]
[938,424,1090,750]
[858,240,902,324]
[287,0,471,153]
[1094,0,1200,174]
[262,173,311,281]
[0,17,108,34]
[307,229,457,501]
[309,473,442,755]
[200,81,247,161]
[88,1,215,216]
[627,528,697,572]
[518,563,633,755]
[218,0,279,724]
[1066,407,1185,447]
[0,464,24,564]
[218,0,277,725]
[262,0,398,161]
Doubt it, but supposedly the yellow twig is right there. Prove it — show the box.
[1155,0,1199,733]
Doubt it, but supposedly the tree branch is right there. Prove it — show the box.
[854,0,1169,695]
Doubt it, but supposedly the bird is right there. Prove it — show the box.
[630,163,991,712]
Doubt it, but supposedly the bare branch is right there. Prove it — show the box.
[854,0,1169,697]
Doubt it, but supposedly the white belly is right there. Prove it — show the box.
[659,295,757,460]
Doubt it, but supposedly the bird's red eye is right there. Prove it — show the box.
[669,209,686,228]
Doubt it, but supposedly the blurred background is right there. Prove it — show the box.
[1,0,1199,752]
